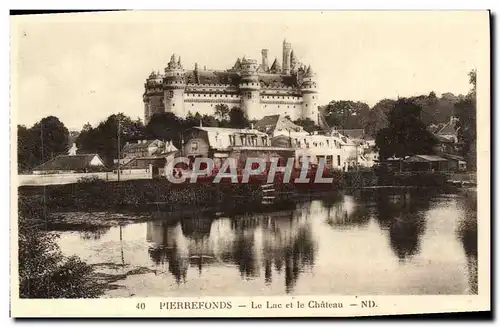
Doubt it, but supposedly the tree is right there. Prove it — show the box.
[76,113,146,166]
[214,104,230,122]
[323,100,370,129]
[228,107,250,129]
[293,118,321,134]
[375,98,437,160]
[144,112,183,148]
[18,116,70,172]
[365,99,393,137]
[17,125,38,173]
[455,70,477,170]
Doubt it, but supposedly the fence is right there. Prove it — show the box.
[18,168,153,186]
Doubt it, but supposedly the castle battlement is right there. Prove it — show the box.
[143,39,318,125]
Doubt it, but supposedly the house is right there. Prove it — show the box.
[335,129,376,147]
[433,116,461,155]
[435,116,459,142]
[256,115,348,170]
[32,154,106,174]
[254,115,376,171]
[121,139,174,159]
[254,114,306,138]
[182,126,294,170]
[117,139,178,168]
[441,153,467,172]
[403,155,449,172]
[331,128,378,169]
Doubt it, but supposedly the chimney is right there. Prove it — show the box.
[261,49,269,71]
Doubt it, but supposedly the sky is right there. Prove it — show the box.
[12,11,488,131]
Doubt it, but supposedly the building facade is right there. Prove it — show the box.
[181,126,295,170]
[143,39,319,125]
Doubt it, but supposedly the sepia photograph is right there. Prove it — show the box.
[10,10,490,317]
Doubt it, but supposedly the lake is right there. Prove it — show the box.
[56,188,478,297]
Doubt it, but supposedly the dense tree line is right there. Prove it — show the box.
[373,70,476,166]
[454,70,477,170]
[321,91,464,137]
[17,106,252,172]
[17,116,70,173]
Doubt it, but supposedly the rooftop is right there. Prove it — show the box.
[33,154,106,171]
[192,126,268,136]
[406,155,448,162]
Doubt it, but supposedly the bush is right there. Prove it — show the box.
[18,199,104,298]
[77,175,105,184]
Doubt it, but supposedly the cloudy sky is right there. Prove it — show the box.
[12,11,488,130]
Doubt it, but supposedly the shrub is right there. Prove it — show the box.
[18,199,104,298]
[77,175,105,184]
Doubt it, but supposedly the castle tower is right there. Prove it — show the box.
[239,58,261,119]
[290,50,297,73]
[261,49,269,72]
[143,70,165,124]
[163,54,186,117]
[282,39,292,75]
[300,65,319,123]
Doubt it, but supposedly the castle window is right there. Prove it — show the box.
[313,96,315,100]
[287,106,289,108]
[293,106,295,108]
[278,105,280,108]
[306,104,308,107]
[192,104,194,106]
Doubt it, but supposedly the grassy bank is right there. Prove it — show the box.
[18,171,451,216]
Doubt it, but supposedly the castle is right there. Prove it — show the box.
[143,39,319,125]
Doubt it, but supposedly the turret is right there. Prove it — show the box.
[261,49,269,72]
[144,70,164,124]
[300,65,319,123]
[239,57,261,119]
[290,50,297,73]
[282,39,292,75]
[163,53,186,117]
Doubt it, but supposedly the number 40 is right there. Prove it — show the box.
[136,302,146,310]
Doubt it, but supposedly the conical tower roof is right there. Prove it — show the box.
[306,65,313,76]
[270,58,281,72]
[233,57,242,69]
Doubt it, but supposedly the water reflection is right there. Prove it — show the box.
[321,193,371,228]
[370,190,431,261]
[58,189,478,295]
[146,207,316,293]
[456,190,478,294]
